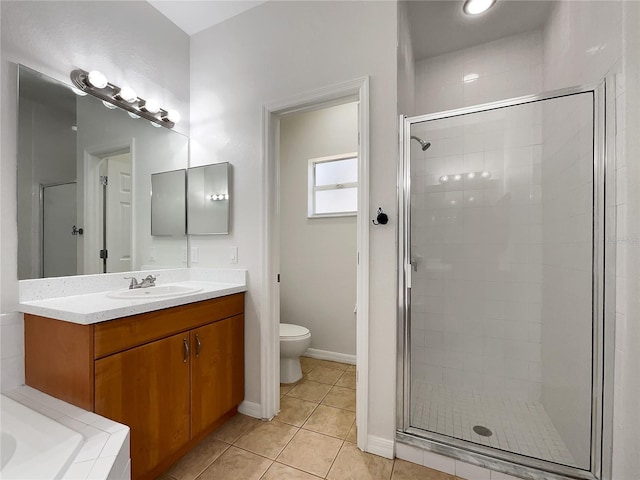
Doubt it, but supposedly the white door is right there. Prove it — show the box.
[43,182,77,277]
[105,153,132,272]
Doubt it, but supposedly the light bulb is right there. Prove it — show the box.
[165,109,181,123]
[143,98,160,114]
[481,171,491,179]
[224,194,229,200]
[453,174,462,181]
[467,172,476,179]
[440,175,449,183]
[151,122,161,128]
[128,112,140,119]
[102,100,117,110]
[87,70,108,89]
[117,86,137,103]
[463,73,479,83]
[463,0,496,15]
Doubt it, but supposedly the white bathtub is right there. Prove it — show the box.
[0,394,83,479]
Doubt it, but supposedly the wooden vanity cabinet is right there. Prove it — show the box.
[24,293,245,480]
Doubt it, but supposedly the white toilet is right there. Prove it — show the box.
[280,323,311,383]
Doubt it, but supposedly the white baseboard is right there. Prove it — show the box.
[304,348,356,365]
[366,434,395,459]
[238,400,262,419]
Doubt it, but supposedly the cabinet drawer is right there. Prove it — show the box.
[94,293,244,359]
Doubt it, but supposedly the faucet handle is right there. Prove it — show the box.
[124,277,140,289]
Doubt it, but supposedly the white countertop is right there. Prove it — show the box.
[17,269,247,325]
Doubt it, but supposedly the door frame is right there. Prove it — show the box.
[261,76,370,450]
[83,139,134,274]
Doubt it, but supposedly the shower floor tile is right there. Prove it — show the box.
[410,380,576,467]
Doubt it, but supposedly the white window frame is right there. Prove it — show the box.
[307,152,358,218]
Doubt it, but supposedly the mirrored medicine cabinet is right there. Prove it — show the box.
[187,163,230,235]
[150,163,231,236]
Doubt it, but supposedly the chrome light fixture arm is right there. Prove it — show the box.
[70,68,177,129]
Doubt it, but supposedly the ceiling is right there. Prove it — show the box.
[408,0,555,61]
[148,1,554,57]
[148,0,267,36]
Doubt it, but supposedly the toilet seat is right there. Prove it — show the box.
[280,323,310,339]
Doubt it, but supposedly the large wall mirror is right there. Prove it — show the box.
[17,65,189,279]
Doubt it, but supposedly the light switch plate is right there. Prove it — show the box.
[191,247,199,263]
[230,246,238,264]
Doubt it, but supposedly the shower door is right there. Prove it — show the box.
[42,182,78,278]
[398,86,608,479]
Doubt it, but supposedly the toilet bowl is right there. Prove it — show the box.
[280,323,311,384]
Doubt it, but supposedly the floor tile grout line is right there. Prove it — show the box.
[324,439,347,479]
[189,441,232,480]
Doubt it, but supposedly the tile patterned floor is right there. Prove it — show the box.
[410,380,576,467]
[159,357,464,480]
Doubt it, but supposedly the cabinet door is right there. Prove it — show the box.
[95,332,190,480]
[191,314,244,437]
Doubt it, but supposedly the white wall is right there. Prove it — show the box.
[189,0,398,442]
[280,102,358,357]
[613,4,640,477]
[0,0,189,392]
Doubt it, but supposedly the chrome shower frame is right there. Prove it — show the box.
[396,79,616,480]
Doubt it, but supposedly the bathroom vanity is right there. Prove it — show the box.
[19,270,246,480]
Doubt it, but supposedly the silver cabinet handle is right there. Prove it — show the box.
[183,338,189,363]
[195,333,201,358]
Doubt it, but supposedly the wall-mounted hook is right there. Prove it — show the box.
[372,207,388,226]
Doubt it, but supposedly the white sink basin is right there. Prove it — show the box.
[107,285,203,299]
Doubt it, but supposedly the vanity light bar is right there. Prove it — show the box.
[209,194,229,201]
[70,69,178,129]
[439,171,491,184]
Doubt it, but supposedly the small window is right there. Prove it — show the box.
[308,153,358,218]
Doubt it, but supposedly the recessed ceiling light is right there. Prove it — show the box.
[463,0,496,15]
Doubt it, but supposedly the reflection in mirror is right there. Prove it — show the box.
[17,65,189,279]
[187,163,230,235]
[151,170,186,236]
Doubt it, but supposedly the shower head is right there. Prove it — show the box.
[410,135,431,151]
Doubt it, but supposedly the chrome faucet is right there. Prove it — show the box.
[124,274,157,289]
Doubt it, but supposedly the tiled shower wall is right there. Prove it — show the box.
[411,103,543,402]
[414,30,542,114]
[410,31,544,402]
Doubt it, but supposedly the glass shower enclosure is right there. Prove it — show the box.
[397,85,611,480]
